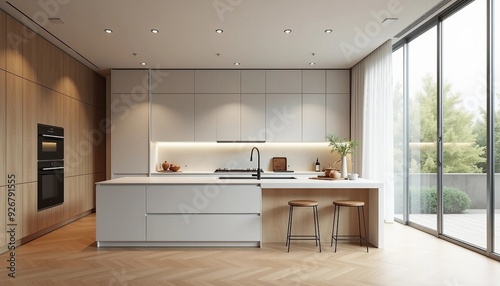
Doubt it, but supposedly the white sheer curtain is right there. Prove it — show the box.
[351,40,394,222]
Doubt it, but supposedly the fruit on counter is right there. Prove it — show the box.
[161,161,170,171]
[169,165,181,172]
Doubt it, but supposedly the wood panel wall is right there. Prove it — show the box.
[0,10,106,252]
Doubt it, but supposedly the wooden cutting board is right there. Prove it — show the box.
[272,157,287,172]
[309,176,345,180]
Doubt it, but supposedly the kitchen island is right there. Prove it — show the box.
[95,176,384,248]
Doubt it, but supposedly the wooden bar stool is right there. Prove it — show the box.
[286,200,321,252]
[331,200,368,252]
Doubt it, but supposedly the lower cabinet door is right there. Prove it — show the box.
[146,214,261,242]
[96,185,146,241]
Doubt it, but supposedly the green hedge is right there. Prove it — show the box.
[395,186,471,214]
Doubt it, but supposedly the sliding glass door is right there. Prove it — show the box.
[441,0,487,249]
[494,0,500,255]
[407,27,438,231]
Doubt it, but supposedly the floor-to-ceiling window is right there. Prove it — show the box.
[394,0,499,260]
[393,47,405,221]
[441,0,487,249]
[494,0,500,255]
[407,26,438,232]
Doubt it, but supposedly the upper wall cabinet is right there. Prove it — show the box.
[151,93,195,142]
[266,93,302,142]
[326,70,350,94]
[302,70,326,94]
[216,93,240,141]
[241,94,266,141]
[195,70,217,93]
[194,94,217,141]
[111,70,149,94]
[326,93,350,139]
[266,70,302,93]
[110,93,149,175]
[151,70,194,93]
[241,70,265,93]
[216,70,240,93]
[302,94,326,142]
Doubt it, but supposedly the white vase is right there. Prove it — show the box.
[340,156,348,178]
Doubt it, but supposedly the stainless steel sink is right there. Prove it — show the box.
[218,176,296,180]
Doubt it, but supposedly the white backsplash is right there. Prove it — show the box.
[154,142,347,172]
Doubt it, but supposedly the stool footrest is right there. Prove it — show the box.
[332,235,368,241]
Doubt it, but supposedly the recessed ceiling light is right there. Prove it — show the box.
[234,62,240,66]
[104,29,113,34]
[151,29,159,34]
[140,62,147,66]
[216,29,223,34]
[284,29,292,34]
[382,18,398,24]
[309,62,315,66]
[325,29,333,34]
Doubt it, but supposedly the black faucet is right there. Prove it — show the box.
[250,147,261,180]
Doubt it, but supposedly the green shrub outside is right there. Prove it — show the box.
[395,186,471,214]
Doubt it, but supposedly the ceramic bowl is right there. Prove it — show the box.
[169,165,181,172]
[348,173,358,180]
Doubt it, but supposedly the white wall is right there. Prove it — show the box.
[154,142,350,173]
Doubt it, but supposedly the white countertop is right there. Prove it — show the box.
[96,176,383,189]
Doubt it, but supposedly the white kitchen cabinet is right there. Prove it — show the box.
[146,185,261,213]
[241,70,265,93]
[151,93,195,141]
[303,94,326,142]
[216,93,240,141]
[302,70,326,93]
[326,93,350,139]
[241,94,266,141]
[110,93,149,175]
[266,93,302,142]
[195,70,217,93]
[146,185,261,244]
[266,70,302,93]
[111,69,149,94]
[96,185,146,242]
[194,93,217,141]
[147,214,261,242]
[216,70,240,93]
[326,70,350,94]
[151,70,194,93]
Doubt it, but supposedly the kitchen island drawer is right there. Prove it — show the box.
[146,214,261,242]
[146,185,261,213]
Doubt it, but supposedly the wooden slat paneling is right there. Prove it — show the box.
[0,70,6,187]
[22,80,38,183]
[6,74,23,183]
[0,10,6,70]
[22,27,37,82]
[5,15,23,76]
[22,182,38,237]
[0,186,5,248]
[37,85,53,125]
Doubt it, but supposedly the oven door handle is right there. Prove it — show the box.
[42,167,64,171]
[42,134,64,139]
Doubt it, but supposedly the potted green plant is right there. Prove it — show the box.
[326,135,358,178]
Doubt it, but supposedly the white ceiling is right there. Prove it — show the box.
[1,0,451,74]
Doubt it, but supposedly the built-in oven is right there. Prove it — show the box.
[38,160,64,210]
[37,123,64,211]
[38,123,64,161]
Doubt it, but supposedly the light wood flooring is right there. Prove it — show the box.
[1,213,499,286]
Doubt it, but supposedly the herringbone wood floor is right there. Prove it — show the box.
[1,213,499,286]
